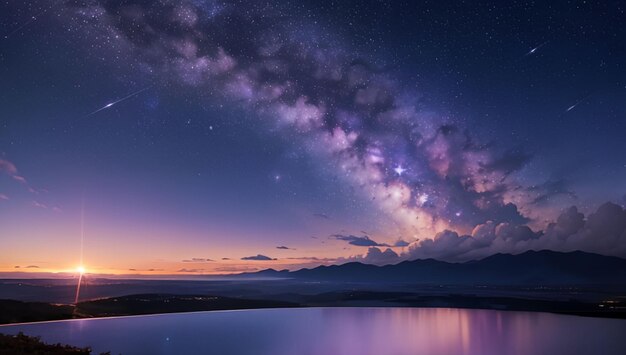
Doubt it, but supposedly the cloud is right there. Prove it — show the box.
[182,258,214,263]
[335,201,626,263]
[0,159,29,186]
[331,234,390,247]
[0,157,48,199]
[344,247,399,265]
[393,239,411,247]
[0,159,18,175]
[276,246,293,250]
[32,201,48,209]
[481,148,533,177]
[529,179,577,205]
[404,202,626,261]
[25,265,40,269]
[12,175,27,184]
[0,194,8,201]
[221,257,231,260]
[214,266,259,273]
[177,268,205,273]
[285,257,336,262]
[241,254,275,261]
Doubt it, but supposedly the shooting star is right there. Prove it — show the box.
[565,95,591,113]
[525,41,549,57]
[4,3,59,39]
[84,87,151,118]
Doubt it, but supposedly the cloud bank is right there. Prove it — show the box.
[368,202,626,262]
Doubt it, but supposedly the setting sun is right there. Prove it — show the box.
[76,266,86,275]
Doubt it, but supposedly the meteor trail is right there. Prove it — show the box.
[3,4,59,39]
[525,41,548,56]
[565,95,591,113]
[84,87,151,118]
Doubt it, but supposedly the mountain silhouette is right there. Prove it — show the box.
[244,250,626,285]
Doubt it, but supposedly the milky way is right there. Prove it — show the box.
[2,0,625,269]
[66,0,549,236]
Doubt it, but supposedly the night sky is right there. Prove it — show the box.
[1,0,625,275]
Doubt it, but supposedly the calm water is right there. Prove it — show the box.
[1,308,626,355]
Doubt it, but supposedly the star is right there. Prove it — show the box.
[394,165,407,176]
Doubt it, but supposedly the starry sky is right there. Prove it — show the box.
[1,0,625,276]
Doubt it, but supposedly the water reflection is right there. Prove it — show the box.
[1,307,625,355]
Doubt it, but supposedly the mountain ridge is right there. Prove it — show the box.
[241,250,626,285]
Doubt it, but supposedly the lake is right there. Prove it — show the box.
[1,307,625,354]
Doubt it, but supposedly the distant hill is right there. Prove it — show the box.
[243,250,626,285]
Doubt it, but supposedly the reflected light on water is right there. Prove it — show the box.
[1,307,626,355]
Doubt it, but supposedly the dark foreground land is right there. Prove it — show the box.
[0,332,100,354]
[0,295,296,325]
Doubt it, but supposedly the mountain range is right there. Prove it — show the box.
[244,250,626,285]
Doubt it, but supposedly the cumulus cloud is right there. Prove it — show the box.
[331,234,390,247]
[241,254,275,261]
[404,202,626,262]
[344,247,399,265]
[336,202,626,263]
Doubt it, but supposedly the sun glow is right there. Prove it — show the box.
[76,266,86,275]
